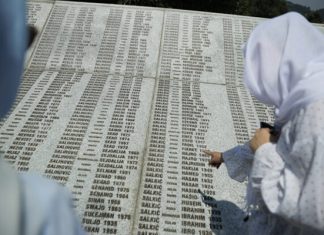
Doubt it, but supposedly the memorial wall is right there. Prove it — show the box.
[1,1,323,234]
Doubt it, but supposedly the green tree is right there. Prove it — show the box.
[306,11,323,23]
[236,0,250,15]
[102,0,290,18]
[236,0,288,18]
[249,0,288,18]
[161,0,238,14]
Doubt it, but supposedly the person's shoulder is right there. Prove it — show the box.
[19,173,79,235]
[20,173,70,203]
[304,99,324,114]
[290,99,324,138]
[299,99,324,124]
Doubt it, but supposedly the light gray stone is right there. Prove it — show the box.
[1,71,156,234]
[157,12,225,84]
[133,81,248,234]
[27,1,164,77]
[25,2,53,68]
[1,1,324,235]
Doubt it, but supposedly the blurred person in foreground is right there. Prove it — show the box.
[204,12,324,234]
[0,0,86,234]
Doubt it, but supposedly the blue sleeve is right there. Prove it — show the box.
[222,142,254,182]
[19,174,86,235]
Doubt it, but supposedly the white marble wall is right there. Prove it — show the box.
[1,1,323,234]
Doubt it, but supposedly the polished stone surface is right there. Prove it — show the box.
[1,1,323,234]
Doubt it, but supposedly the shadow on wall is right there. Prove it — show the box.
[198,189,248,235]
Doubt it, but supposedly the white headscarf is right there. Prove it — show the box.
[243,12,324,126]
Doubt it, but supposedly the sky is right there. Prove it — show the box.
[287,0,324,10]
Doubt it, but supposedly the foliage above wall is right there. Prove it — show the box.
[68,0,324,23]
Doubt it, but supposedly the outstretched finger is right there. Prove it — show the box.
[203,149,212,156]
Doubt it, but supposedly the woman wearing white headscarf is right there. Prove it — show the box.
[204,12,324,234]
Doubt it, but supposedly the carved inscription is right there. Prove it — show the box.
[2,2,315,234]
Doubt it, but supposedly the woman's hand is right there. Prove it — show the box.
[250,128,272,152]
[203,150,223,169]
